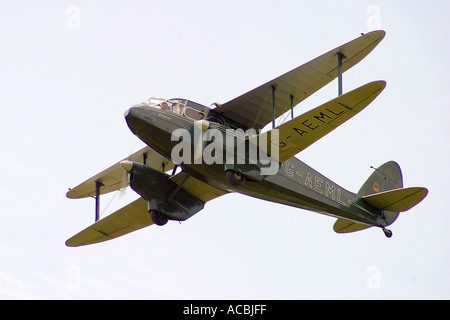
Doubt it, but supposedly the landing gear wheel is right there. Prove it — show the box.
[382,228,393,238]
[150,210,168,226]
[226,170,246,186]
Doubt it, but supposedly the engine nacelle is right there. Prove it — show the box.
[122,161,204,222]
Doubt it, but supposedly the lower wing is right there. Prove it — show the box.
[251,80,386,164]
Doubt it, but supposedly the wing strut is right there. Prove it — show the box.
[143,152,147,165]
[290,94,294,119]
[271,85,276,128]
[337,52,346,96]
[94,181,104,222]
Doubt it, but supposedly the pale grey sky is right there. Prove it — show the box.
[0,0,448,299]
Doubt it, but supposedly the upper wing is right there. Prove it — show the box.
[215,31,385,130]
[252,81,386,163]
[66,172,227,247]
[67,146,175,199]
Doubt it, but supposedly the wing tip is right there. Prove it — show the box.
[362,30,386,42]
[368,29,386,36]
[65,238,80,247]
[66,189,77,199]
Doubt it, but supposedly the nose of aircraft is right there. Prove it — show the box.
[124,105,148,135]
[124,105,143,121]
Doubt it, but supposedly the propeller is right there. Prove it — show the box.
[119,160,134,198]
[193,120,210,163]
[119,170,129,198]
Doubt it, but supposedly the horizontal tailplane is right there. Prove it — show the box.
[333,219,372,234]
[362,187,428,212]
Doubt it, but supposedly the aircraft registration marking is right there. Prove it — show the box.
[283,160,347,206]
[278,103,348,148]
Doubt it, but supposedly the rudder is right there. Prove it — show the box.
[358,161,403,197]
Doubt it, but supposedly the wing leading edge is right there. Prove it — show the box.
[215,30,385,130]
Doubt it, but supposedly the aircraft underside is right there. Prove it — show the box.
[65,31,427,246]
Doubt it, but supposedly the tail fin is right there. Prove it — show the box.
[358,161,403,197]
[359,161,427,225]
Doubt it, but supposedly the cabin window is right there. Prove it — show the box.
[184,107,205,120]
[159,101,171,111]
[143,98,188,116]
[171,102,185,115]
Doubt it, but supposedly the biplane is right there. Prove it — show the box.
[66,30,427,247]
